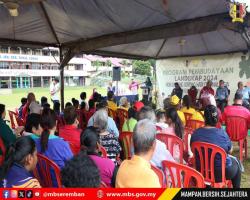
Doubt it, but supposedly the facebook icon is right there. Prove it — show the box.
[2,190,10,198]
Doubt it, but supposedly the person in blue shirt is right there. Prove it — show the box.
[87,101,119,138]
[34,108,73,187]
[215,80,229,112]
[34,108,73,170]
[1,136,41,188]
[191,105,241,188]
[237,82,250,109]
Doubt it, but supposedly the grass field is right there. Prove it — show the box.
[0,86,249,187]
[0,86,106,110]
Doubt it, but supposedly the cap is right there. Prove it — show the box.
[133,101,144,112]
[170,95,180,106]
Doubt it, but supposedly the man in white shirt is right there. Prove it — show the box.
[50,78,60,104]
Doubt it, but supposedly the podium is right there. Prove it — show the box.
[141,85,150,102]
[141,86,149,96]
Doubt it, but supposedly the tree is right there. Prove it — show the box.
[132,60,153,76]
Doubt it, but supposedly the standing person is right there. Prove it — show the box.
[129,79,139,100]
[50,78,60,105]
[200,80,215,97]
[188,86,198,106]
[171,82,183,100]
[145,77,153,102]
[215,80,229,112]
[199,80,215,108]
[236,82,250,109]
[107,81,116,93]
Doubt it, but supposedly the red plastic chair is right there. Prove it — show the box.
[151,164,165,188]
[183,113,193,123]
[99,145,108,158]
[156,134,184,164]
[162,160,205,188]
[186,119,204,130]
[8,110,18,129]
[33,153,62,188]
[119,132,133,160]
[0,137,6,166]
[13,113,25,127]
[191,142,232,188]
[225,116,248,162]
[116,108,128,131]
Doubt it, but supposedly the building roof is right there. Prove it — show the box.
[0,0,249,61]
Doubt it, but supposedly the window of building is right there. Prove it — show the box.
[31,63,41,70]
[0,62,9,69]
[10,62,20,69]
[10,47,20,54]
[43,77,50,87]
[33,77,42,87]
[42,50,49,56]
[75,64,83,70]
[32,49,41,56]
[0,77,10,88]
[51,65,59,70]
[0,46,8,53]
[51,50,59,57]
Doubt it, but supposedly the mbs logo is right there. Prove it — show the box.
[239,55,250,79]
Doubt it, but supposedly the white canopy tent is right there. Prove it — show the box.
[0,0,249,107]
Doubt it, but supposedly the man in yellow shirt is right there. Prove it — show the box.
[107,91,118,111]
[116,119,161,188]
[170,95,186,126]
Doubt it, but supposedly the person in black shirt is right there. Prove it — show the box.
[171,82,183,99]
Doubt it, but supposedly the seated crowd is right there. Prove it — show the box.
[0,80,249,188]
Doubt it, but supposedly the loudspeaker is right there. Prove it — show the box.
[112,66,121,81]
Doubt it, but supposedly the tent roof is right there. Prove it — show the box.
[0,0,249,61]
